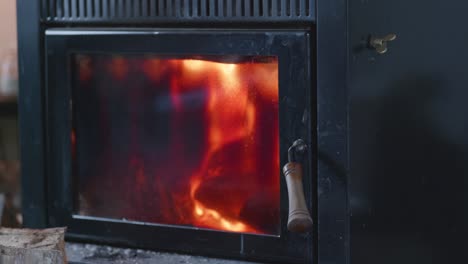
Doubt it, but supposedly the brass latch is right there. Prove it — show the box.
[369,34,397,54]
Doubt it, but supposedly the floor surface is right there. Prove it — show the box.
[66,243,264,264]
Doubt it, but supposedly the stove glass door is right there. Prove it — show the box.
[72,54,280,235]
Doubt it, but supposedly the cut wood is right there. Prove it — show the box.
[0,227,67,263]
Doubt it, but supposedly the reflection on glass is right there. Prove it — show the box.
[72,54,280,235]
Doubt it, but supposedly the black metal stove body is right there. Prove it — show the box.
[18,1,348,264]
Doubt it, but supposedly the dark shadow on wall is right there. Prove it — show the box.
[350,74,468,264]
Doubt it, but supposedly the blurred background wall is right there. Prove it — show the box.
[0,0,16,51]
[0,0,20,227]
[0,0,18,160]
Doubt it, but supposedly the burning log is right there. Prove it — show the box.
[0,227,67,263]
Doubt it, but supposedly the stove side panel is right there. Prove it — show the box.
[349,0,468,263]
[17,0,48,228]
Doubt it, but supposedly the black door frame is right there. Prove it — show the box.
[45,29,313,264]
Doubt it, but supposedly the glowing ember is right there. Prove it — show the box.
[73,55,280,235]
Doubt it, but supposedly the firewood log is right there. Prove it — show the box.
[0,227,67,263]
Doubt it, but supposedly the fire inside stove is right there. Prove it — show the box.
[72,54,280,235]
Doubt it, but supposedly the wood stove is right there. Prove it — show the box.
[17,1,348,264]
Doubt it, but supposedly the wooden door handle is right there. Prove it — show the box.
[283,140,313,233]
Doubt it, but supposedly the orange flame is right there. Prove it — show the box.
[77,55,280,235]
[175,59,278,233]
